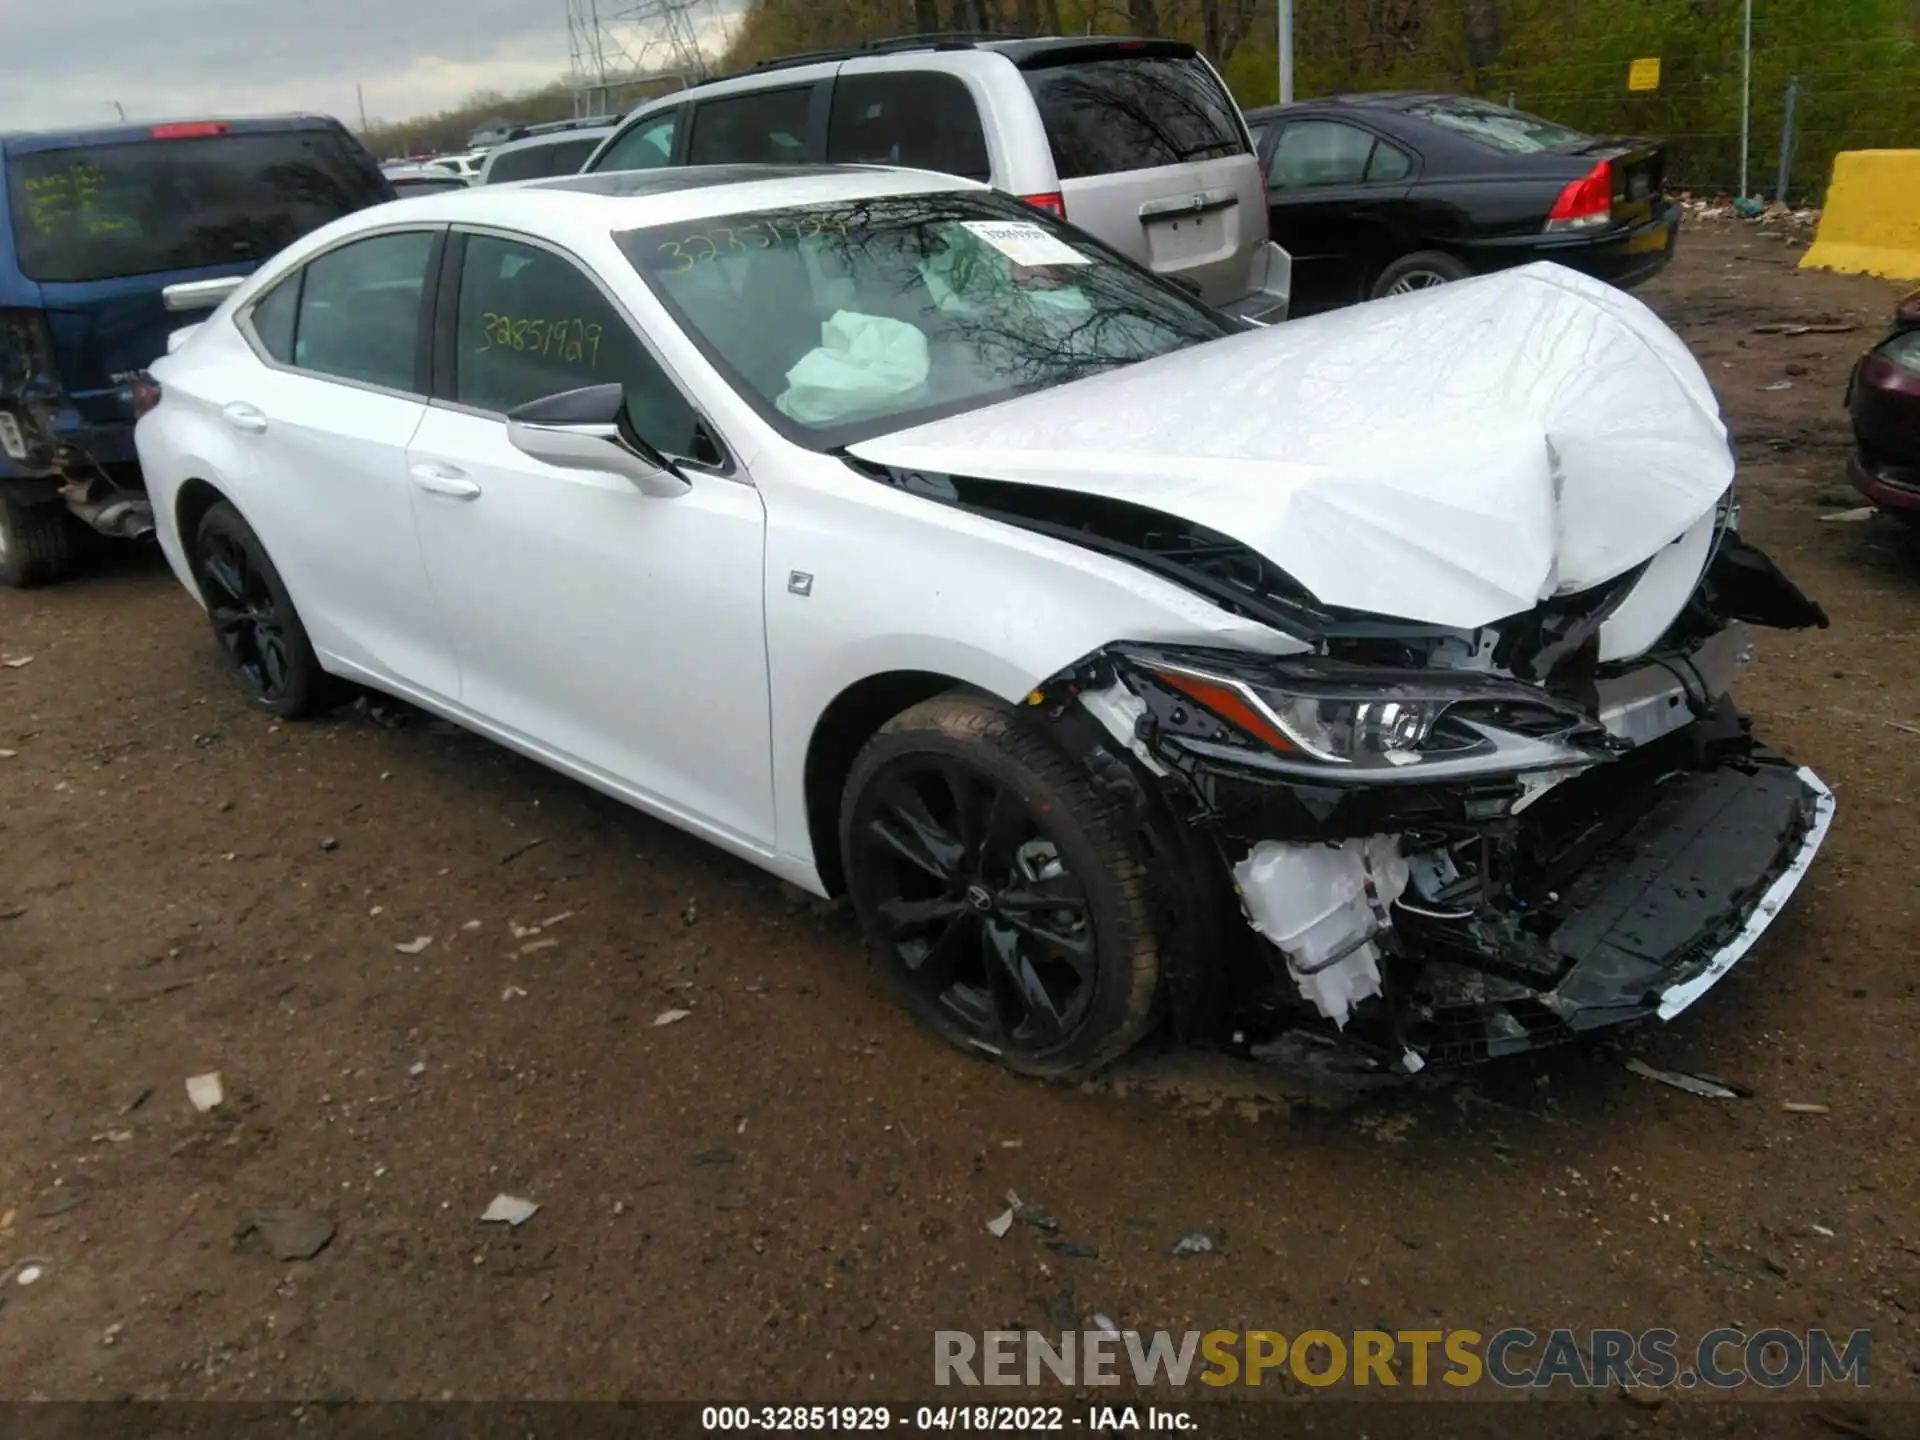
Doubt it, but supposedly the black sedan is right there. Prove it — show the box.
[1245,94,1680,315]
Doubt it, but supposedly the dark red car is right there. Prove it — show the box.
[1848,288,1920,523]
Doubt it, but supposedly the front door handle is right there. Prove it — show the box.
[222,402,268,435]
[408,462,481,500]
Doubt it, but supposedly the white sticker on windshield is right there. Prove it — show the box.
[960,221,1091,267]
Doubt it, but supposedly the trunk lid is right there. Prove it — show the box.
[1596,140,1664,229]
[849,262,1733,631]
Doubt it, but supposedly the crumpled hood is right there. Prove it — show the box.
[848,262,1734,630]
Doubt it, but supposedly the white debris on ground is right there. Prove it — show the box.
[479,1194,540,1226]
[185,1072,224,1112]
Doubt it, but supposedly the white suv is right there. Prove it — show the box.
[583,35,1290,321]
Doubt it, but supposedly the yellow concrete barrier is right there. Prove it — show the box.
[1800,149,1920,280]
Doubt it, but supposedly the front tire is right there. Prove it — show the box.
[0,496,76,587]
[192,501,341,718]
[840,693,1160,1078]
[1371,249,1473,299]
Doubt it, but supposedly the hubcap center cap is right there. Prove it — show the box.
[963,883,994,914]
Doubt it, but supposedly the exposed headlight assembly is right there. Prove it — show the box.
[1124,652,1613,782]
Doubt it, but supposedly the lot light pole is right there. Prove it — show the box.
[1738,0,1752,199]
[1277,0,1294,104]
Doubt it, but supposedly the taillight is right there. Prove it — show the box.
[1545,160,1614,232]
[131,373,163,419]
[151,121,229,140]
[1021,192,1067,219]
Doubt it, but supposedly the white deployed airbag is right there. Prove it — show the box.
[777,310,930,426]
[851,263,1734,630]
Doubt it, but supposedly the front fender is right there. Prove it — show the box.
[762,454,1307,877]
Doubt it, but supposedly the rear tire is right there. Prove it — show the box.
[839,692,1161,1079]
[0,496,76,587]
[1371,250,1473,299]
[192,501,342,719]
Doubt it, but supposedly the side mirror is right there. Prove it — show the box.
[505,383,690,498]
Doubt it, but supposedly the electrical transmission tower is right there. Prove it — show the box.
[566,0,722,117]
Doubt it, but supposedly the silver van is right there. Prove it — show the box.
[583,36,1290,321]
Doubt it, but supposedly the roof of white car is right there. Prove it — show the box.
[365,164,989,237]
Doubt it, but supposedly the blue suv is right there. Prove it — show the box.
[0,115,391,585]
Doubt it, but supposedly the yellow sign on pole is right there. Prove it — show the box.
[1628,57,1662,92]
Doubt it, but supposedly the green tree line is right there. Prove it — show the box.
[364,0,1918,197]
[725,0,1920,196]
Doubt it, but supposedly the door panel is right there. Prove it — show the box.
[224,228,457,695]
[1264,120,1417,314]
[231,369,454,695]
[405,228,773,846]
[406,407,774,846]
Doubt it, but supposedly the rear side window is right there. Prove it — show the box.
[5,128,389,284]
[594,114,678,172]
[827,72,990,182]
[249,274,300,363]
[1269,121,1414,189]
[289,230,435,391]
[687,88,812,165]
[1024,53,1246,179]
[486,137,600,184]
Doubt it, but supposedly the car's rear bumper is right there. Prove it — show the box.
[1217,241,1293,325]
[1474,205,1680,292]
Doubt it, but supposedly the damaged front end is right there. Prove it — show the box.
[1032,515,1834,1073]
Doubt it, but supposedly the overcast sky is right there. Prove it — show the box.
[0,0,739,133]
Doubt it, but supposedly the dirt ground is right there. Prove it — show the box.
[1,218,1916,1418]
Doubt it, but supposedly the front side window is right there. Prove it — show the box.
[290,230,435,391]
[619,192,1232,447]
[1023,51,1246,179]
[452,233,700,459]
[5,128,390,284]
[826,72,991,182]
[686,88,812,166]
[593,113,678,172]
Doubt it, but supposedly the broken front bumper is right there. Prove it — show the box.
[1402,753,1833,1065]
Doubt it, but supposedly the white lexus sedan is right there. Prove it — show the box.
[138,165,1834,1078]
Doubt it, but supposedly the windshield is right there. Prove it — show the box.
[619,192,1233,448]
[6,129,389,283]
[1406,97,1592,154]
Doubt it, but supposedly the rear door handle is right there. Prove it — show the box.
[408,462,481,500]
[222,402,268,434]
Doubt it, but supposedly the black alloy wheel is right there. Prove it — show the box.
[200,526,293,702]
[193,501,340,718]
[841,694,1160,1077]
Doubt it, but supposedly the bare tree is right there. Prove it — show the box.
[1464,0,1502,75]
[1201,0,1260,64]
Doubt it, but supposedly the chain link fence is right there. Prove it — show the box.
[1257,0,1920,202]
